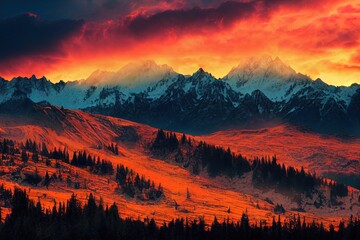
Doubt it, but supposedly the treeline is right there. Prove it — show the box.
[19,140,114,176]
[194,141,251,177]
[22,139,120,157]
[106,143,119,155]
[151,130,251,177]
[1,138,164,199]
[151,129,180,153]
[1,137,165,201]
[329,180,349,198]
[0,184,12,208]
[0,138,17,156]
[151,130,350,197]
[252,157,349,197]
[47,147,70,163]
[115,164,163,200]
[0,187,359,240]
[71,151,114,175]
[21,139,70,163]
[252,156,320,193]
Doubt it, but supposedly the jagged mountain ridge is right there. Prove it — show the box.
[0,57,359,135]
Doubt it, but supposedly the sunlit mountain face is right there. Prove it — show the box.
[0,1,360,240]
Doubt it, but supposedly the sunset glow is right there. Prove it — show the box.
[0,0,359,86]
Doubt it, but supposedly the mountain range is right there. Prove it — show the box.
[0,56,359,135]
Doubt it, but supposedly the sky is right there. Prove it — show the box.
[0,0,359,86]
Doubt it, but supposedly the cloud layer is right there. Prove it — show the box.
[0,14,84,60]
[0,0,359,86]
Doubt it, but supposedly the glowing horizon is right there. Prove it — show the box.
[0,0,359,86]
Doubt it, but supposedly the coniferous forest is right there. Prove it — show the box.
[1,0,360,237]
[151,130,348,198]
[0,187,359,240]
[0,135,359,239]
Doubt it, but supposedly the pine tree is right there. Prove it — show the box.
[115,144,119,155]
[32,151,39,162]
[181,133,187,144]
[44,171,51,188]
[186,188,191,200]
[1,185,360,240]
[108,202,120,221]
[21,149,28,163]
[66,176,72,187]
[71,152,78,166]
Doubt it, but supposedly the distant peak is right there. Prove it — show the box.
[313,78,328,88]
[196,68,205,73]
[120,60,174,73]
[27,74,48,81]
[83,69,114,86]
[256,54,273,63]
[83,60,177,87]
[242,55,284,68]
[273,56,283,64]
[192,67,212,79]
[226,55,296,79]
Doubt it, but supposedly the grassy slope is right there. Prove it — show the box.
[0,106,359,227]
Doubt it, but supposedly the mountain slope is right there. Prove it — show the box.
[0,104,359,227]
[200,125,360,189]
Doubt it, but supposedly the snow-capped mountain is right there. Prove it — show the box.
[224,56,356,105]
[0,58,359,135]
[82,60,177,92]
[224,56,306,101]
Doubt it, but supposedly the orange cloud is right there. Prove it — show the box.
[0,0,359,86]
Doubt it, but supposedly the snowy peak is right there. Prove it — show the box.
[0,57,359,136]
[82,60,177,90]
[194,67,205,75]
[191,68,215,81]
[120,59,172,73]
[116,60,176,89]
[223,56,313,101]
[84,70,114,86]
[225,55,297,84]
[269,56,297,77]
[313,78,329,89]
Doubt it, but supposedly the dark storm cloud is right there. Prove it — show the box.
[0,1,324,21]
[0,14,84,60]
[126,1,259,37]
[0,0,223,21]
[0,0,327,61]
[124,0,327,37]
[0,0,131,20]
